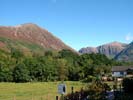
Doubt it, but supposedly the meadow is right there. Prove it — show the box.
[0,81,85,100]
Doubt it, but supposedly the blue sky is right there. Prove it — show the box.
[0,0,133,50]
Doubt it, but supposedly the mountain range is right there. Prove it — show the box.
[0,23,132,61]
[114,41,133,61]
[79,41,133,61]
[79,42,128,58]
[0,23,73,54]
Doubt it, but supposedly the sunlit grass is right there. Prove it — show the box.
[0,81,85,100]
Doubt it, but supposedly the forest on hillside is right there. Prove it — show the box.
[0,49,132,82]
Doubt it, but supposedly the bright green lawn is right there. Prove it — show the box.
[0,81,85,100]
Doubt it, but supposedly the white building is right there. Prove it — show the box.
[112,66,133,77]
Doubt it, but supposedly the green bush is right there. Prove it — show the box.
[83,75,96,82]
[64,80,111,100]
[13,63,30,82]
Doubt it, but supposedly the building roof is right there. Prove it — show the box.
[112,66,133,72]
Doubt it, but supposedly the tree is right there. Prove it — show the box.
[68,65,81,81]
[86,80,111,100]
[23,58,39,81]
[13,63,30,82]
[33,63,47,81]
[57,59,68,81]
[11,48,24,64]
[37,55,58,81]
[58,49,80,81]
[0,61,13,82]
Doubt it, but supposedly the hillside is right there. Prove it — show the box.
[79,42,127,58]
[115,41,133,61]
[0,23,73,53]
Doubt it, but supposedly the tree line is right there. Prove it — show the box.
[0,49,132,82]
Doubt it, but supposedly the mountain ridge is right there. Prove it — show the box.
[115,41,133,61]
[0,23,74,53]
[79,41,128,58]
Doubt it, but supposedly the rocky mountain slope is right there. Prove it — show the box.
[79,42,127,58]
[115,41,133,61]
[0,23,73,53]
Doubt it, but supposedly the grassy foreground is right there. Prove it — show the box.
[0,81,85,100]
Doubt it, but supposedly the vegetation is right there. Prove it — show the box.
[0,81,84,100]
[112,78,133,100]
[0,48,132,82]
[122,77,133,93]
[64,80,111,100]
[0,48,133,100]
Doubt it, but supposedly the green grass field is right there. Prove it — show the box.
[0,81,85,100]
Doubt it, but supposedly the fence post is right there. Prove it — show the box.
[41,96,43,100]
[56,96,59,100]
[61,94,64,100]
[71,86,74,93]
[32,94,34,100]
[13,96,16,100]
[47,94,49,100]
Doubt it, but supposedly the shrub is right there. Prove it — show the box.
[83,75,96,82]
[64,80,111,100]
[122,78,133,93]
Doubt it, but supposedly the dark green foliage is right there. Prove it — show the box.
[0,62,13,82]
[64,81,111,100]
[86,81,111,100]
[0,48,132,82]
[59,49,81,81]
[32,63,47,81]
[11,48,24,64]
[64,89,89,100]
[13,63,30,82]
[37,55,58,81]
[83,75,96,82]
[44,51,53,57]
[11,48,24,59]
[76,53,112,80]
[122,78,133,93]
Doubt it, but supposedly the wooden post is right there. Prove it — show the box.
[32,94,34,100]
[13,96,16,100]
[71,86,74,99]
[40,96,43,100]
[56,96,59,100]
[47,94,49,100]
[71,86,74,93]
[61,94,64,100]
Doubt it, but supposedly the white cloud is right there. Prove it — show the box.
[125,33,133,41]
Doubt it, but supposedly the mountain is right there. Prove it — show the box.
[0,23,73,53]
[115,41,133,61]
[79,42,127,58]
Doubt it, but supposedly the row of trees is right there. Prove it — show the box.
[0,49,132,82]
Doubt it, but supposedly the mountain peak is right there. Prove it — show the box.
[111,41,121,44]
[20,23,39,27]
[79,41,128,58]
[103,41,124,46]
[14,23,40,29]
[0,23,73,51]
